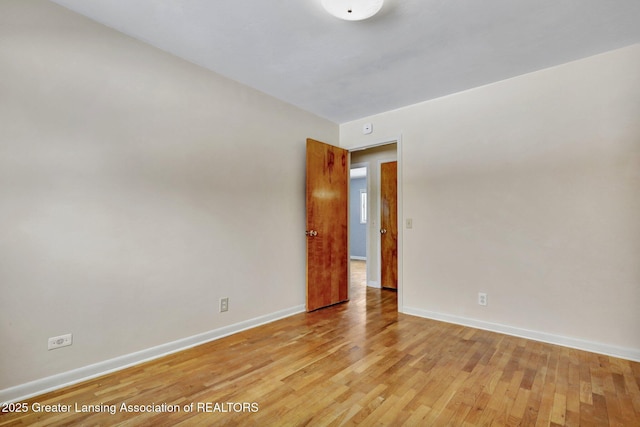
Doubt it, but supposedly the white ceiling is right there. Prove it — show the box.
[51,0,640,123]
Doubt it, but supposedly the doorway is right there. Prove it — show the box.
[305,138,399,312]
[349,143,398,292]
[349,164,368,291]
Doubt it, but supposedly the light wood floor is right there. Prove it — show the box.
[2,260,639,426]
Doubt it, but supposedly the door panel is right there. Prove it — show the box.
[306,138,349,311]
[381,161,398,289]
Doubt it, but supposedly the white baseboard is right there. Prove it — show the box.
[367,281,380,288]
[402,306,640,363]
[0,305,305,404]
[350,256,366,261]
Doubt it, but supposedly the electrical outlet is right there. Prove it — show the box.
[48,333,72,350]
[220,297,229,312]
[478,293,488,306]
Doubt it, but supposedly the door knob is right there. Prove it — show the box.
[380,229,387,234]
[306,230,318,236]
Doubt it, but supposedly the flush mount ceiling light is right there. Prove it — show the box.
[321,0,384,21]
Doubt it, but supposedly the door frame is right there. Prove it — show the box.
[348,135,403,313]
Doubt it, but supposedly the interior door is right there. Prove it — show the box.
[306,138,349,311]
[380,161,398,289]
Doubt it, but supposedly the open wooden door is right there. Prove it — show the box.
[306,138,349,311]
[380,161,398,289]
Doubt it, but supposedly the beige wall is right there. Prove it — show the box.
[0,0,337,393]
[341,44,640,359]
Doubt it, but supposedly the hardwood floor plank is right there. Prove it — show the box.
[508,388,529,426]
[550,392,567,426]
[1,261,639,426]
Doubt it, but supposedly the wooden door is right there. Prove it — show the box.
[380,161,398,289]
[306,138,349,311]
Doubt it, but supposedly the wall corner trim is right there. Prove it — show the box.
[402,306,640,363]
[0,305,305,404]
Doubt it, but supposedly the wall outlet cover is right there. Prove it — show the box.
[48,333,73,350]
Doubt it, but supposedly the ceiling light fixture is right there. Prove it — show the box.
[321,0,384,21]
